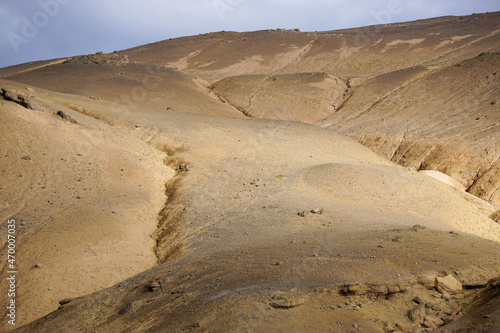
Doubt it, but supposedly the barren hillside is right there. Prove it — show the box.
[1,11,499,333]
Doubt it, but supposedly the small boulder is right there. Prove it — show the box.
[397,281,411,291]
[436,275,462,294]
[418,273,437,289]
[392,236,402,242]
[441,292,453,301]
[413,290,439,305]
[387,284,400,294]
[424,315,444,328]
[344,284,369,295]
[59,298,71,305]
[410,304,426,325]
[395,322,413,332]
[269,294,305,309]
[148,280,161,292]
[56,110,78,124]
[371,285,388,294]
[178,164,189,172]
[310,208,324,214]
[412,224,427,231]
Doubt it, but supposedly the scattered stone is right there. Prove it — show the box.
[310,208,324,214]
[21,156,31,160]
[387,285,400,294]
[423,321,437,330]
[425,302,435,310]
[249,179,260,186]
[397,282,411,291]
[344,284,369,295]
[441,292,453,301]
[431,302,450,313]
[384,322,396,332]
[412,224,427,231]
[34,263,43,269]
[269,294,305,309]
[177,164,189,172]
[297,211,308,217]
[395,322,413,332]
[371,285,388,294]
[491,101,497,105]
[424,315,444,328]
[392,236,402,242]
[418,274,437,289]
[410,304,426,325]
[56,110,78,124]
[436,275,462,294]
[59,298,71,306]
[148,280,161,292]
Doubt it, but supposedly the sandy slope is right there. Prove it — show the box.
[210,72,350,123]
[0,80,174,327]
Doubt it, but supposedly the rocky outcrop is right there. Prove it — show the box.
[64,52,129,66]
[337,273,468,331]
[0,87,33,109]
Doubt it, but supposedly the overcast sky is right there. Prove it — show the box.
[1,0,499,69]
